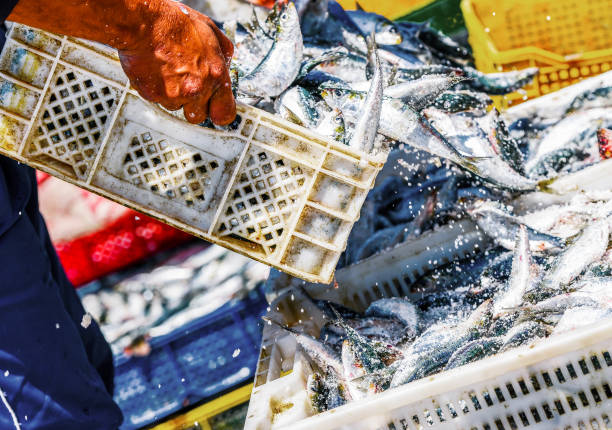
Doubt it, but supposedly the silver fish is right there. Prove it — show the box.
[538,218,610,290]
[493,225,534,316]
[524,108,612,175]
[239,3,304,97]
[500,320,547,352]
[444,337,503,370]
[467,200,565,254]
[390,299,493,387]
[348,36,383,153]
[365,298,419,340]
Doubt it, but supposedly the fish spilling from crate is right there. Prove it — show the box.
[247,65,612,426]
[0,0,549,281]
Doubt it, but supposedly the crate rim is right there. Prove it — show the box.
[266,313,612,430]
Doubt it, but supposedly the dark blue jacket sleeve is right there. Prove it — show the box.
[1,0,18,23]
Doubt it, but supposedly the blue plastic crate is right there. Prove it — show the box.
[113,287,268,430]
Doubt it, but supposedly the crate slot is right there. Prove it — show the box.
[0,114,27,152]
[0,77,40,118]
[10,24,62,55]
[215,148,312,257]
[26,66,122,179]
[294,205,352,248]
[0,41,53,88]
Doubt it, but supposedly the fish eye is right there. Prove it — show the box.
[334,116,342,123]
[389,27,398,34]
[281,13,288,20]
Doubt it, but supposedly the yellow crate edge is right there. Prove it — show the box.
[150,383,253,430]
[336,0,435,20]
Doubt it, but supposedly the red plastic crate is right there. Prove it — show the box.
[55,212,191,286]
[38,174,191,286]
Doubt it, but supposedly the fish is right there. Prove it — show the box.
[365,298,419,340]
[534,218,610,293]
[432,90,492,113]
[265,317,345,376]
[418,23,473,61]
[423,108,538,190]
[238,3,304,97]
[492,225,534,317]
[345,8,403,46]
[467,199,565,254]
[348,35,383,153]
[444,337,503,370]
[390,299,493,387]
[525,108,612,176]
[463,67,539,95]
[500,320,548,352]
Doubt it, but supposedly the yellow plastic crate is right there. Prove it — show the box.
[150,383,252,430]
[337,0,435,20]
[461,0,612,109]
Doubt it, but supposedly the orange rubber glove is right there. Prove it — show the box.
[9,0,236,125]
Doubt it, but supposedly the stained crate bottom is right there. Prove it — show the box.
[114,287,268,430]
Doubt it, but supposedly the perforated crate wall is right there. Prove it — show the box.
[0,24,387,283]
[245,221,612,430]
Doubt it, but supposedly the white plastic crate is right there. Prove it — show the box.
[0,24,387,283]
[245,161,612,430]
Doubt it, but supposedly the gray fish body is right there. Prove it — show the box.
[464,67,539,95]
[540,219,610,289]
[525,108,612,176]
[239,4,304,97]
[423,108,537,190]
[433,90,492,113]
[468,200,565,254]
[444,337,503,370]
[500,321,547,352]
[349,40,383,153]
[390,300,493,387]
[275,86,321,127]
[290,330,344,376]
[384,74,464,110]
[493,225,533,316]
[365,298,419,340]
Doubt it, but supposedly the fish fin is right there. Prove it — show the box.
[355,1,365,11]
[418,113,492,162]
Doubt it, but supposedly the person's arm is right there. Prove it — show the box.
[8,0,236,125]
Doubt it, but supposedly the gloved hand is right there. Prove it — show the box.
[9,0,236,125]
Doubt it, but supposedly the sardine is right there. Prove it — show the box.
[365,298,419,340]
[444,337,503,370]
[467,200,565,254]
[493,225,534,316]
[239,3,304,97]
[348,36,383,153]
[536,218,610,291]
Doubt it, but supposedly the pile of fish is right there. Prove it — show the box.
[224,0,541,192]
[80,244,269,355]
[227,1,612,414]
[217,1,612,265]
[267,205,612,412]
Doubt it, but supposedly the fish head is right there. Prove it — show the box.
[375,21,403,45]
[276,2,301,40]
